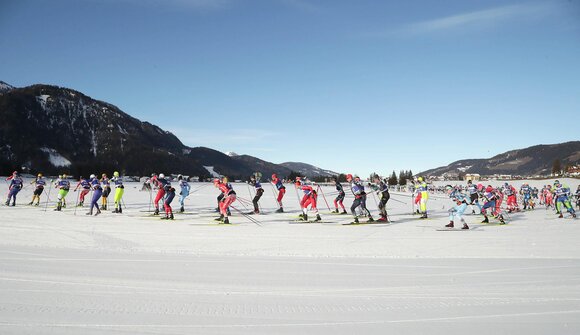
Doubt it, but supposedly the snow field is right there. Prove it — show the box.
[0,179,579,334]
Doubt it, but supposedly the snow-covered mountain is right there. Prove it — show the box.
[280,162,339,178]
[0,81,14,95]
[419,142,580,177]
[0,83,255,177]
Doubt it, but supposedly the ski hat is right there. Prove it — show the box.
[346,174,353,181]
[213,178,220,185]
[485,186,493,192]
[222,176,228,183]
[467,180,472,184]
[37,173,42,177]
[418,177,423,182]
[159,173,165,178]
[102,173,107,178]
[177,174,183,180]
[271,174,277,180]
[113,171,120,177]
[90,174,96,179]
[62,174,67,179]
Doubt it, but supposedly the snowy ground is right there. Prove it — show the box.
[1,179,579,334]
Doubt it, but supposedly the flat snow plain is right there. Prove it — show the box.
[1,178,579,335]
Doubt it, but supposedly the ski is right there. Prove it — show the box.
[436,227,479,231]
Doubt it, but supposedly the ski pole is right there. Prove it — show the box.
[268,181,281,209]
[148,188,152,213]
[317,185,331,212]
[43,181,53,212]
[230,205,262,226]
[73,189,80,215]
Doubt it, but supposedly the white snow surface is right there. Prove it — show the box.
[1,178,579,334]
[39,147,71,167]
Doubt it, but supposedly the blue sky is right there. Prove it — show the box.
[1,0,579,177]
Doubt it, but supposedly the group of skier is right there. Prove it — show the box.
[4,170,580,226]
[445,179,578,230]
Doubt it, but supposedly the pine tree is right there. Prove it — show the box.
[388,171,398,186]
[398,170,407,186]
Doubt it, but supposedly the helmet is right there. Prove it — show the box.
[177,174,182,180]
[159,173,165,178]
[346,174,353,181]
[90,174,96,179]
[418,177,423,182]
[486,186,493,192]
[213,178,220,185]
[37,173,43,177]
[271,174,277,180]
[113,171,119,177]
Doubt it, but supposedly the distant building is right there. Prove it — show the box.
[464,173,480,181]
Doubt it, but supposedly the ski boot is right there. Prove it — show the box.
[419,213,428,219]
[86,210,93,215]
[222,217,230,224]
[461,223,469,230]
[34,202,40,206]
[573,213,577,218]
[4,200,9,206]
[366,217,375,223]
[315,214,322,222]
[445,221,454,228]
[113,208,118,213]
[253,210,260,215]
[118,207,122,214]
[54,203,62,211]
[226,209,231,216]
[377,216,388,222]
[153,208,160,215]
[558,213,564,218]
[275,207,284,213]
[214,214,224,222]
[341,210,347,215]
[95,209,101,216]
[352,217,360,224]
[302,214,308,222]
[10,202,15,206]
[331,209,339,214]
[180,206,184,213]
[28,201,33,206]
[481,216,489,223]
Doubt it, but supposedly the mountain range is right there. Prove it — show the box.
[0,81,337,179]
[419,142,580,178]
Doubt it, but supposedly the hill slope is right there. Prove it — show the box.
[420,142,580,177]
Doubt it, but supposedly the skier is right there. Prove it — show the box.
[331,176,347,214]
[416,176,429,219]
[553,182,577,218]
[5,172,23,206]
[100,173,111,210]
[54,174,70,211]
[162,184,176,220]
[347,174,373,224]
[481,185,505,224]
[296,177,321,222]
[271,173,286,213]
[87,174,102,216]
[73,176,91,207]
[151,173,169,215]
[249,173,263,214]
[544,185,554,209]
[4,171,17,182]
[445,197,470,230]
[575,185,580,210]
[466,180,482,214]
[503,183,519,212]
[111,171,124,213]
[215,177,236,224]
[520,183,532,210]
[372,175,390,222]
[28,173,46,206]
[177,174,190,213]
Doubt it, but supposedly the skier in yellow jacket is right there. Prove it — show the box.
[417,176,429,219]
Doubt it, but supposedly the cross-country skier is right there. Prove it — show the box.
[162,184,176,220]
[372,175,390,222]
[331,176,347,214]
[177,174,189,213]
[296,177,321,222]
[503,183,519,212]
[100,173,111,210]
[553,182,577,218]
[5,172,23,206]
[481,185,505,224]
[73,176,91,207]
[520,183,532,210]
[214,177,236,224]
[271,174,286,213]
[466,180,482,214]
[544,185,554,209]
[249,173,263,214]
[28,173,46,206]
[575,185,580,210]
[347,174,373,224]
[446,198,470,229]
[151,173,169,215]
[87,174,102,216]
[54,174,70,211]
[5,171,17,181]
[416,177,429,219]
[112,171,124,213]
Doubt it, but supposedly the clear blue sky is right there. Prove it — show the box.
[1,0,579,177]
